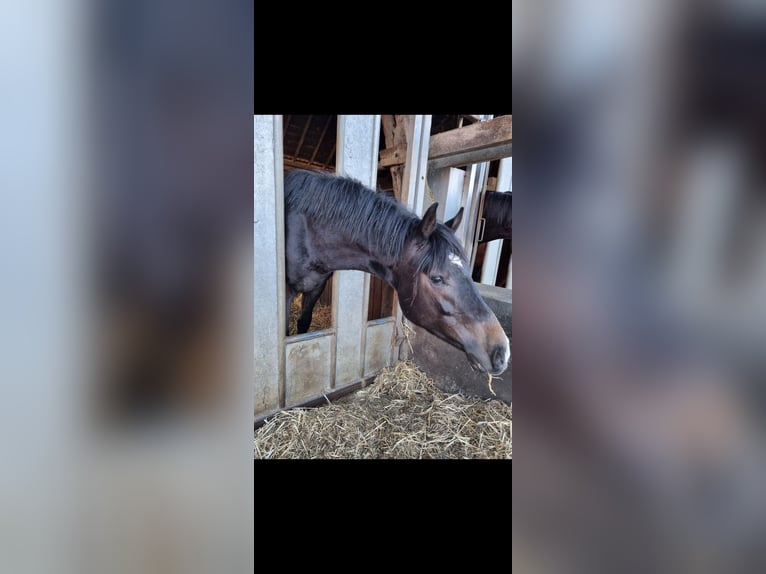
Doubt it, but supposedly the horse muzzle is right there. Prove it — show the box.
[465,331,510,376]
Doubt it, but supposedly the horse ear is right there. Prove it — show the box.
[418,203,439,239]
[445,207,464,232]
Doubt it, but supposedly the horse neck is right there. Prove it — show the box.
[481,223,503,243]
[315,223,404,287]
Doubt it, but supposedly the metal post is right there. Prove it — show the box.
[333,115,381,387]
[253,115,285,415]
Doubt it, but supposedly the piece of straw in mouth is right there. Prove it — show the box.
[487,373,497,396]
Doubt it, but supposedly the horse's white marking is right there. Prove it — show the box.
[449,252,463,268]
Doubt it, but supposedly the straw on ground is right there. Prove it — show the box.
[254,360,512,459]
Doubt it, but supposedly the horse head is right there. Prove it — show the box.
[393,204,510,376]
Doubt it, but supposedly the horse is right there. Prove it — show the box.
[472,191,512,285]
[284,169,510,376]
[479,191,512,243]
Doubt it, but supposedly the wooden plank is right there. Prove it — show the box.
[430,115,512,159]
[293,114,312,159]
[379,115,512,168]
[379,146,408,168]
[382,115,411,200]
[309,115,333,165]
[283,156,332,172]
[393,115,411,147]
[381,115,396,148]
[368,275,381,320]
[253,115,285,416]
[325,143,336,166]
[428,142,513,170]
[319,274,333,306]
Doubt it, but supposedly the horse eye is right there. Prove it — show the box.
[430,275,444,284]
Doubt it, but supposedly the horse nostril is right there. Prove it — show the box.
[491,345,507,371]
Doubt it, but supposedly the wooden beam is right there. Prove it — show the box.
[293,114,312,159]
[430,115,512,159]
[381,115,396,147]
[379,145,408,168]
[282,157,332,171]
[428,141,512,170]
[379,115,512,168]
[309,115,333,165]
[325,143,336,166]
[392,116,412,200]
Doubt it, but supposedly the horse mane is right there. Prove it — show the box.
[285,169,466,273]
[483,192,513,227]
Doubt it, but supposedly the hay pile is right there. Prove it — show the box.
[288,294,332,335]
[254,360,512,459]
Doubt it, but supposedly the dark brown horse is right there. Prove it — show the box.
[284,169,510,376]
[479,191,512,244]
[472,191,512,285]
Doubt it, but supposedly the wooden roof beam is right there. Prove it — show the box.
[309,115,334,165]
[293,114,313,159]
[379,115,512,169]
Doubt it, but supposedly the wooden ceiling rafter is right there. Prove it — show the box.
[325,143,336,166]
[309,115,333,166]
[293,114,313,160]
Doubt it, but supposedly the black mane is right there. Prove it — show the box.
[285,169,466,273]
[484,192,512,227]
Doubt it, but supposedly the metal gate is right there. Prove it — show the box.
[254,115,397,421]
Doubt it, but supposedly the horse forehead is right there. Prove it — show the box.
[448,252,463,268]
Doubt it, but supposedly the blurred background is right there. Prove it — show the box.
[514,0,766,572]
[3,0,766,570]
[0,0,253,572]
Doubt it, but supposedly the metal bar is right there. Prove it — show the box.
[253,115,285,416]
[334,115,381,388]
[427,167,466,238]
[394,115,432,362]
[400,115,432,215]
[464,155,492,265]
